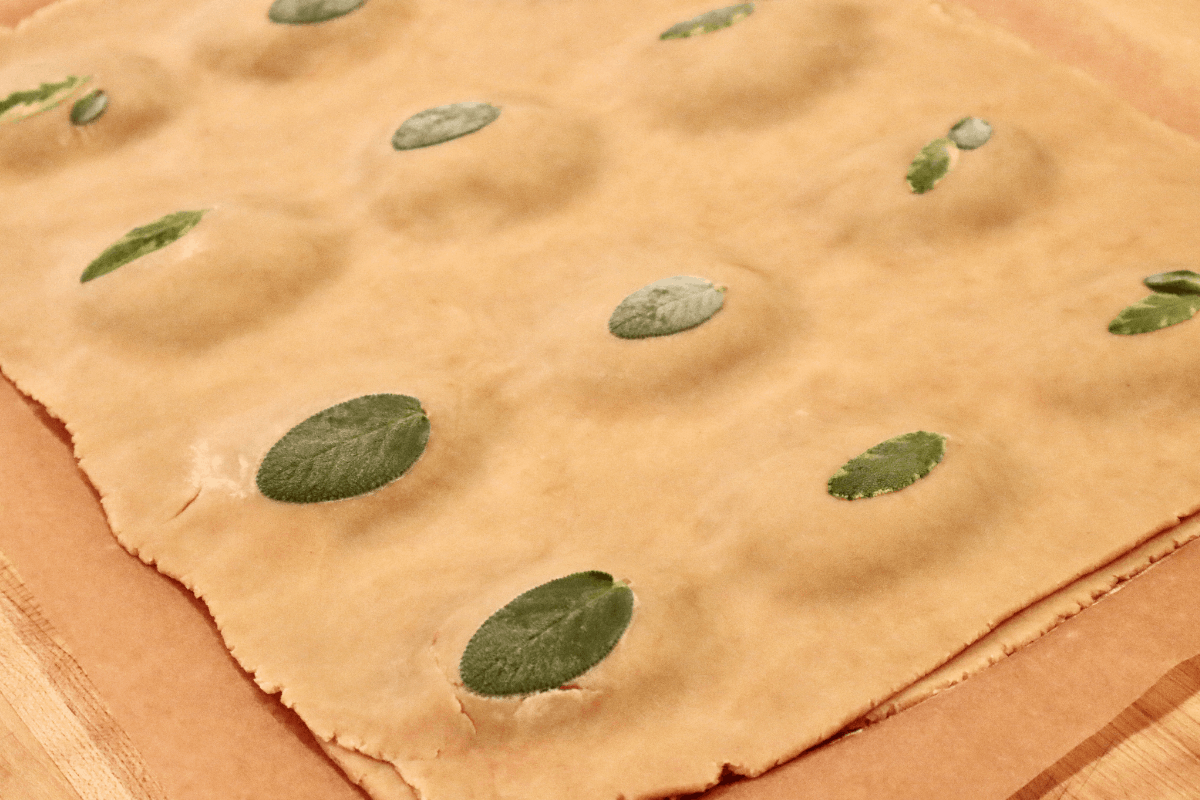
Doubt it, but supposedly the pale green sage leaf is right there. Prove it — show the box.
[0,75,89,124]
[1143,270,1200,295]
[268,0,366,24]
[660,3,754,39]
[1108,292,1200,335]
[391,102,501,151]
[460,571,634,697]
[828,431,948,500]
[257,394,430,503]
[80,209,209,283]
[907,137,955,194]
[70,89,108,126]
[947,117,992,150]
[608,276,726,339]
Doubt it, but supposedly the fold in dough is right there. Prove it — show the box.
[3,0,1200,798]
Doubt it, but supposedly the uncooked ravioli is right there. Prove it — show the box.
[3,1,1200,800]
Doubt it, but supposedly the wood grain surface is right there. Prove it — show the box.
[1013,652,1200,799]
[0,550,166,800]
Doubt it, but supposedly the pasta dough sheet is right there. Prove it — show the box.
[3,1,1200,798]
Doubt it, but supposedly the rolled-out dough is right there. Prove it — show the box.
[3,1,1200,798]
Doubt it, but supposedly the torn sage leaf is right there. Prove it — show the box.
[828,431,948,500]
[70,89,108,126]
[0,75,89,124]
[660,3,754,39]
[1108,292,1200,335]
[268,0,367,24]
[80,209,209,283]
[947,117,992,150]
[391,102,501,151]
[257,394,430,503]
[906,137,955,194]
[460,571,634,697]
[1143,269,1200,296]
[608,276,726,339]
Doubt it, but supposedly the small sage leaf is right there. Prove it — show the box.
[391,102,501,151]
[947,117,992,150]
[257,394,430,503]
[70,89,108,126]
[460,571,634,697]
[0,75,89,124]
[660,3,754,39]
[828,431,948,500]
[907,137,955,194]
[1143,270,1200,295]
[80,209,209,283]
[268,0,367,24]
[1108,292,1200,335]
[608,276,726,339]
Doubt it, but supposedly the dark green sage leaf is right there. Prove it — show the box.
[907,137,954,194]
[80,209,209,283]
[460,571,634,697]
[828,431,948,500]
[256,394,430,503]
[660,3,754,39]
[267,0,367,24]
[947,117,992,150]
[391,102,501,151]
[1108,292,1200,335]
[608,276,726,339]
[70,89,108,126]
[1143,270,1200,295]
[0,75,89,124]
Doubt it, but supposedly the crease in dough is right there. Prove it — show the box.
[426,635,479,737]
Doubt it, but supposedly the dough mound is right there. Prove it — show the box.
[76,203,345,352]
[0,49,182,175]
[693,430,1029,603]
[797,123,1059,250]
[521,255,791,413]
[359,100,604,239]
[627,3,876,131]
[188,0,414,82]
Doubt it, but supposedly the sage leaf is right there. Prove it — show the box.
[268,0,367,24]
[907,137,955,194]
[460,571,634,697]
[80,209,209,283]
[1143,270,1200,295]
[1108,292,1200,335]
[608,276,726,339]
[0,75,89,124]
[256,394,430,503]
[660,3,754,39]
[828,431,948,500]
[391,102,501,151]
[70,89,108,126]
[947,116,992,150]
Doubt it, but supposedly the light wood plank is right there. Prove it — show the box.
[1012,653,1200,799]
[0,550,166,800]
[0,689,81,800]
